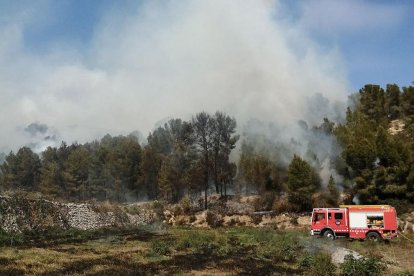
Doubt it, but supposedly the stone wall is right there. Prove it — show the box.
[0,195,155,233]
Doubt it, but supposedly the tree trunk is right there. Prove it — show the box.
[214,152,219,194]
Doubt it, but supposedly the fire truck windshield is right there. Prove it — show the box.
[314,213,325,222]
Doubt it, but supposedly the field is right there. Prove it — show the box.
[0,225,414,275]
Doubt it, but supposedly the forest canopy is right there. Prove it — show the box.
[1,84,414,212]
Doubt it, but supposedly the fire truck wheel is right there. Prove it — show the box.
[366,231,381,242]
[323,230,335,240]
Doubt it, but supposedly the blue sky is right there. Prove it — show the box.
[0,0,413,151]
[4,0,412,91]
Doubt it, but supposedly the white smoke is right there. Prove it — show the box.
[0,0,350,153]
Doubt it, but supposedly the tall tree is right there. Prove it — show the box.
[211,112,239,195]
[0,147,41,191]
[192,112,214,209]
[287,155,320,211]
[386,84,401,120]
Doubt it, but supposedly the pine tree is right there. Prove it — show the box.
[327,175,339,206]
[287,155,319,211]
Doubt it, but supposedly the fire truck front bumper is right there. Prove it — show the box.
[310,230,321,236]
[382,231,398,239]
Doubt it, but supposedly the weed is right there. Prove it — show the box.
[340,254,386,276]
[300,252,336,276]
[151,239,174,256]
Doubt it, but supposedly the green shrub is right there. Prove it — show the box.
[175,230,231,256]
[257,231,302,262]
[179,196,191,214]
[298,252,314,271]
[301,252,336,276]
[151,239,173,256]
[0,229,24,246]
[176,231,215,254]
[340,254,386,276]
[152,200,165,220]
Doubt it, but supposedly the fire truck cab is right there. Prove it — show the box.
[310,205,398,241]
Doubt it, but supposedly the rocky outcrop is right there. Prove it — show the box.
[0,195,155,233]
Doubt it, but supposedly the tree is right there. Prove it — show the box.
[327,175,339,206]
[287,155,320,211]
[39,147,62,197]
[211,112,239,195]
[359,84,386,124]
[385,84,401,119]
[0,147,41,191]
[64,145,91,201]
[192,112,214,209]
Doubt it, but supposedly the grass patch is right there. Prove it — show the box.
[1,225,413,275]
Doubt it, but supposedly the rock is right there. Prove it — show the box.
[330,246,362,264]
[0,195,156,233]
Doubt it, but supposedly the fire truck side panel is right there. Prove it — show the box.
[383,209,397,230]
[348,212,367,228]
[311,205,398,240]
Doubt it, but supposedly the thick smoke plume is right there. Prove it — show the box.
[0,0,349,180]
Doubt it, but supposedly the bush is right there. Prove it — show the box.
[152,200,165,220]
[300,252,336,276]
[251,214,263,225]
[272,195,295,213]
[176,231,215,255]
[175,230,231,256]
[172,205,183,216]
[179,196,191,214]
[257,231,302,262]
[254,192,276,211]
[340,254,386,276]
[151,239,173,256]
[0,229,24,246]
[205,211,223,228]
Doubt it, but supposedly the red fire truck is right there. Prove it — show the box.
[310,205,398,241]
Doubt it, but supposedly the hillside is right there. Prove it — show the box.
[1,194,414,275]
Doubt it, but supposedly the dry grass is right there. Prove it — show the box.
[1,227,413,275]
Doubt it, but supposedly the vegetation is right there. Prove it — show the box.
[1,225,413,275]
[340,254,386,276]
[1,83,414,213]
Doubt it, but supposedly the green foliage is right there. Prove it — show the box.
[151,239,174,255]
[151,200,165,220]
[327,175,339,206]
[179,196,191,214]
[238,150,279,196]
[175,230,230,256]
[299,252,336,276]
[340,254,386,276]
[0,147,41,191]
[0,112,239,206]
[252,230,300,262]
[287,155,319,211]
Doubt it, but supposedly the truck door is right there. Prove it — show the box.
[328,210,347,234]
[312,210,327,230]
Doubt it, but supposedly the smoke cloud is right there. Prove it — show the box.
[0,0,349,159]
